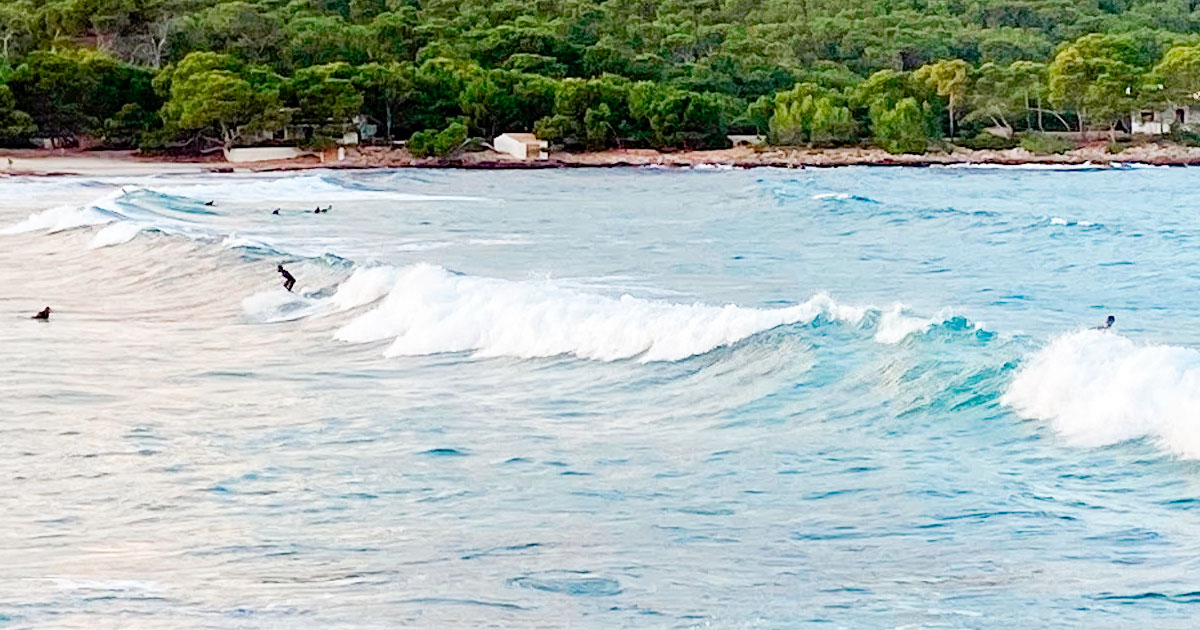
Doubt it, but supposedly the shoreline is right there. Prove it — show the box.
[4,142,1200,176]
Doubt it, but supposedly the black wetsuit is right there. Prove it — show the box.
[280,268,296,292]
[32,307,50,320]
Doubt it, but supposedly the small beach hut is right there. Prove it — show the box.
[494,133,549,160]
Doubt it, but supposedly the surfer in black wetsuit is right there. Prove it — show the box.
[204,200,215,206]
[31,306,50,320]
[1093,315,1115,330]
[272,208,280,215]
[277,265,296,292]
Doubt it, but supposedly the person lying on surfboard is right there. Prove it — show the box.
[1093,315,1115,330]
[31,306,50,320]
[277,265,296,292]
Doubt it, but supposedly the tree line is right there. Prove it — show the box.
[3,0,1200,154]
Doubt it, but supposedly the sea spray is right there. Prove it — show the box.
[333,264,873,362]
[0,189,126,235]
[88,222,143,249]
[1004,330,1200,458]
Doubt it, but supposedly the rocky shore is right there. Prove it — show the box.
[6,141,1200,176]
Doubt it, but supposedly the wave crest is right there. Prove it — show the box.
[333,264,871,362]
[1003,330,1200,458]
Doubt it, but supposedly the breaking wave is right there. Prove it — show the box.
[331,264,874,362]
[1004,330,1200,458]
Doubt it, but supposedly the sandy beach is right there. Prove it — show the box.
[5,141,1200,177]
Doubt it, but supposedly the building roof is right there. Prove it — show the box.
[498,133,540,142]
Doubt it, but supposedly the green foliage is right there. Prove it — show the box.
[956,131,1019,150]
[0,82,33,144]
[408,119,467,157]
[809,98,857,146]
[157,52,287,148]
[354,61,413,140]
[1049,33,1153,132]
[873,98,934,154]
[9,0,1200,154]
[8,48,157,145]
[1170,127,1200,147]
[1019,132,1074,154]
[768,83,825,145]
[286,62,364,126]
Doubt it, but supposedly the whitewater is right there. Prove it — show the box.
[4,166,1200,628]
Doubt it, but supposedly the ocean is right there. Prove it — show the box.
[3,165,1200,628]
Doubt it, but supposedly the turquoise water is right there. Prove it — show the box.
[3,165,1200,628]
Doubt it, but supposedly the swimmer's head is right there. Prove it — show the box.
[1107,315,1115,326]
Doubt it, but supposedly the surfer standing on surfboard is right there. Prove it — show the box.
[277,265,296,292]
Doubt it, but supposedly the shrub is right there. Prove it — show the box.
[957,132,1018,150]
[1168,128,1200,147]
[1107,141,1128,154]
[873,98,931,154]
[408,120,468,157]
[1019,132,1074,155]
[809,98,858,146]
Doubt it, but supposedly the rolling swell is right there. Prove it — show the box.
[5,179,1002,365]
[15,175,1200,464]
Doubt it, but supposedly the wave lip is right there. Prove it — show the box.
[1,189,125,235]
[1003,330,1200,458]
[333,264,870,362]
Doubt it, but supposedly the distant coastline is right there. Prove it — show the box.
[5,141,1200,177]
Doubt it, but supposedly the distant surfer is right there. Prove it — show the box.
[271,208,280,215]
[277,265,296,292]
[31,306,50,320]
[1093,315,1115,330]
[204,200,215,207]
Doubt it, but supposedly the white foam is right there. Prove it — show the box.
[241,265,402,323]
[149,175,489,204]
[241,289,324,323]
[936,162,1103,171]
[812,192,851,200]
[1004,330,1200,458]
[1,189,125,234]
[88,222,143,249]
[873,305,956,344]
[328,266,403,312]
[1047,216,1098,228]
[334,264,869,362]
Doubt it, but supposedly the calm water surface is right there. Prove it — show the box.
[3,165,1200,628]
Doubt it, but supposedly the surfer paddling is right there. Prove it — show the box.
[31,306,50,320]
[277,265,296,292]
[1093,315,1115,331]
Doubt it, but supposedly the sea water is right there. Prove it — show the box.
[2,165,1200,628]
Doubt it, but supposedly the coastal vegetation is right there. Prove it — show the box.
[3,0,1200,155]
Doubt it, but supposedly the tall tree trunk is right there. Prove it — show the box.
[949,94,956,138]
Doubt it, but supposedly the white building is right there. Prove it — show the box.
[1132,105,1200,134]
[494,133,548,160]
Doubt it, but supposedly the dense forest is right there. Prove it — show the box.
[3,0,1200,154]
